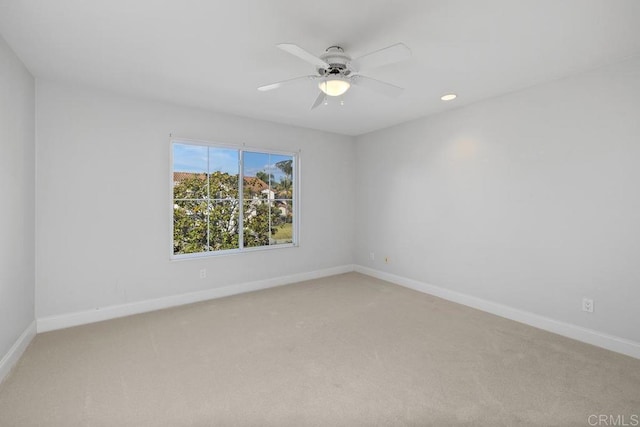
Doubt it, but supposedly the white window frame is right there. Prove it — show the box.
[170,138,299,260]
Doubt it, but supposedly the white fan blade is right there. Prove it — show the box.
[351,75,404,97]
[277,43,330,69]
[310,92,326,110]
[350,43,411,72]
[258,75,317,91]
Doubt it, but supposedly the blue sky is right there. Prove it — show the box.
[173,143,291,180]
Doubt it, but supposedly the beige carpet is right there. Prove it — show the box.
[1,273,639,426]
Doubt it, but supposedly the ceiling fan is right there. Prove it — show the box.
[258,42,411,109]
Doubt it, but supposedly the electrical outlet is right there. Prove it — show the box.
[369,252,375,261]
[199,269,207,279]
[582,297,594,313]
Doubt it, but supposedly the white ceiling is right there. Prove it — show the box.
[1,0,640,136]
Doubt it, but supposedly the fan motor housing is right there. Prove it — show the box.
[318,46,351,76]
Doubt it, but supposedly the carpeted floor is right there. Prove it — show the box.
[1,273,639,426]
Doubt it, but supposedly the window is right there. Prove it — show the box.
[171,140,297,258]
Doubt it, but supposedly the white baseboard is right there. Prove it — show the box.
[0,321,37,384]
[354,265,640,360]
[37,264,355,333]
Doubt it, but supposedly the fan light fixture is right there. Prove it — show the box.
[258,42,411,109]
[318,78,351,97]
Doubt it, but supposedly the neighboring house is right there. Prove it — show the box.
[242,176,267,195]
[243,176,277,201]
[173,171,207,186]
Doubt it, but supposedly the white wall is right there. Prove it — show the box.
[355,57,640,344]
[35,81,355,319]
[0,35,35,358]
[29,53,640,353]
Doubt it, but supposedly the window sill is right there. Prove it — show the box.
[170,243,298,261]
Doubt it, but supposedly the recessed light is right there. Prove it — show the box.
[441,94,457,101]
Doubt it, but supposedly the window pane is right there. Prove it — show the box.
[173,172,208,200]
[243,176,269,200]
[173,143,208,173]
[173,200,208,254]
[209,147,239,200]
[270,154,294,196]
[208,201,239,251]
[243,152,270,199]
[208,147,239,175]
[173,144,208,200]
[271,200,293,245]
[209,171,239,200]
[243,200,270,247]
